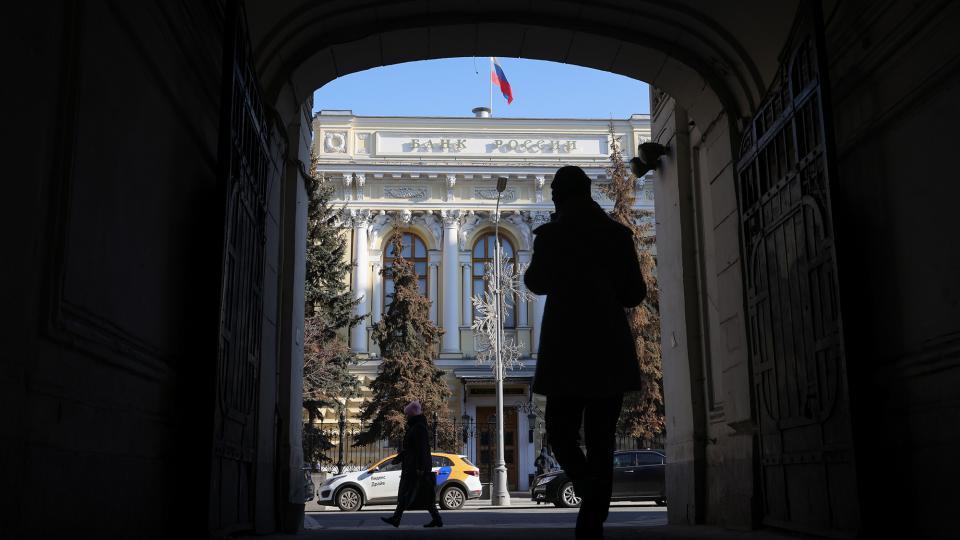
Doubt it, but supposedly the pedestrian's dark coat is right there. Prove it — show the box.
[393,414,437,510]
[524,198,646,397]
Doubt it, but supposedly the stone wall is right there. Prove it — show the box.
[2,3,303,537]
[653,87,755,530]
[825,1,960,536]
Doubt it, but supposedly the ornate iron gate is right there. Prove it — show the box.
[736,2,859,537]
[211,0,269,533]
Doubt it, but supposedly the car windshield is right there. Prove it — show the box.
[369,457,392,471]
[459,456,475,467]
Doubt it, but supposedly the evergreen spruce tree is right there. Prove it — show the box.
[600,123,665,445]
[302,152,365,465]
[356,233,456,450]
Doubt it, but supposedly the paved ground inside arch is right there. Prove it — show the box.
[253,500,816,540]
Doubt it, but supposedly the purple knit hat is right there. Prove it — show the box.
[403,401,422,416]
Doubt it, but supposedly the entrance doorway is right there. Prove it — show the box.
[476,406,519,491]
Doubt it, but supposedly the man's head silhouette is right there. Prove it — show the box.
[551,165,593,212]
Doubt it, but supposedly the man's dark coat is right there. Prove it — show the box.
[524,199,646,397]
[393,414,437,510]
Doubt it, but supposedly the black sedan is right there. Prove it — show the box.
[531,449,666,508]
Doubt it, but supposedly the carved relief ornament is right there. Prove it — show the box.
[383,186,429,202]
[324,131,347,153]
[475,187,517,203]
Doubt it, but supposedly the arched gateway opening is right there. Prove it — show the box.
[243,0,854,537]
[9,1,959,539]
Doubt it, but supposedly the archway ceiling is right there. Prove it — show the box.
[249,0,798,126]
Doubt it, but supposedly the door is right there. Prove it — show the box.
[210,0,273,534]
[432,454,455,485]
[736,1,859,536]
[634,451,665,496]
[476,406,519,490]
[367,459,402,502]
[612,452,637,497]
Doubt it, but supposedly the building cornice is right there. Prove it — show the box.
[311,163,636,176]
[313,113,650,128]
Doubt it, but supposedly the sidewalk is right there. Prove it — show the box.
[308,490,538,512]
[466,491,539,507]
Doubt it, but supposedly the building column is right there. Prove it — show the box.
[518,292,529,328]
[371,261,383,324]
[461,262,472,326]
[342,174,353,201]
[517,251,531,327]
[350,210,370,352]
[428,258,440,324]
[441,210,461,354]
[531,294,546,354]
[354,173,365,200]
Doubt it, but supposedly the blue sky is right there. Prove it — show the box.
[312,57,648,119]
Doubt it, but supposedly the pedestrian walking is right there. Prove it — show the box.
[380,401,443,528]
[524,165,646,540]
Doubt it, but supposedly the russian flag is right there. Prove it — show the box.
[490,57,514,105]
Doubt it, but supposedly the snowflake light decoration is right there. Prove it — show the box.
[471,245,534,376]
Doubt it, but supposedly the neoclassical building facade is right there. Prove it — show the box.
[312,109,654,490]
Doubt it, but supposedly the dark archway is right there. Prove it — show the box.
[249,0,814,535]
[8,1,960,538]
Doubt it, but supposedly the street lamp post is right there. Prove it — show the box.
[491,177,511,506]
[470,177,531,505]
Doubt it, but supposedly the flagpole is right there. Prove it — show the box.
[489,57,494,117]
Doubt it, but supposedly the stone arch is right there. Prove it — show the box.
[465,223,527,254]
[373,222,440,253]
[253,2,800,131]
[368,212,443,252]
[373,224,433,254]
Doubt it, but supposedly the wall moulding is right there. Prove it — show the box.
[42,10,174,382]
[888,331,960,380]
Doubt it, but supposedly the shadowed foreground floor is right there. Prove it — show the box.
[248,499,819,540]
[252,524,818,540]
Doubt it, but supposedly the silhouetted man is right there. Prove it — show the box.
[524,165,646,540]
[381,401,443,529]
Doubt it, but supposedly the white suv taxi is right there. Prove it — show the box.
[316,452,483,511]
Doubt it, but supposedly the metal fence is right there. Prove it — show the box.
[301,420,499,476]
[615,433,666,451]
[302,424,398,473]
[303,420,665,476]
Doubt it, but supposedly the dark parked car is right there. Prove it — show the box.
[531,449,666,508]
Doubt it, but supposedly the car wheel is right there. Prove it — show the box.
[555,481,582,508]
[440,485,466,510]
[655,497,667,506]
[336,487,363,512]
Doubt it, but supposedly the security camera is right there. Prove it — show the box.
[630,142,669,177]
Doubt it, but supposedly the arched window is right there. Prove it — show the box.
[472,233,516,328]
[383,232,428,311]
